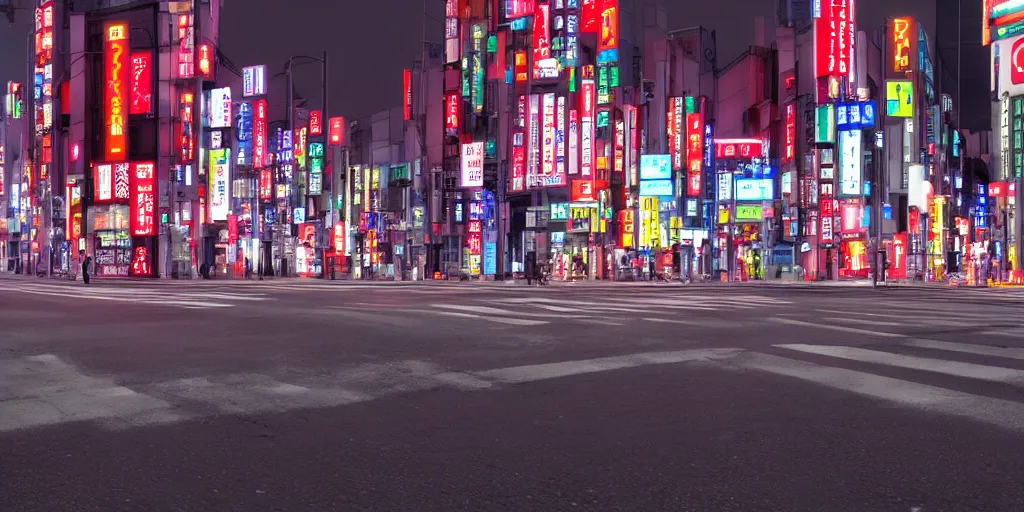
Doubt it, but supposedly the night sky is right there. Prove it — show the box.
[0,0,936,120]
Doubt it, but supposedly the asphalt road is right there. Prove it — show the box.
[1,276,1023,511]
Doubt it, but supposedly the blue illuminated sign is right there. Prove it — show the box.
[836,101,876,131]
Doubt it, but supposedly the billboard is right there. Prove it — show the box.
[208,87,232,129]
[580,80,595,178]
[236,101,252,167]
[329,116,345,145]
[242,65,266,97]
[130,52,152,115]
[885,81,913,117]
[309,110,323,135]
[639,154,671,180]
[460,142,484,188]
[686,112,703,197]
[815,0,854,79]
[734,178,774,201]
[839,130,863,197]
[130,162,156,236]
[597,0,619,63]
[253,99,268,167]
[103,21,129,162]
[532,3,558,79]
[208,148,230,221]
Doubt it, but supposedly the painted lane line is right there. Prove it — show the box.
[828,317,905,327]
[770,317,907,338]
[474,348,741,384]
[404,309,548,326]
[720,352,1024,433]
[902,339,1024,361]
[776,344,1024,385]
[576,319,624,326]
[642,318,699,325]
[432,303,567,318]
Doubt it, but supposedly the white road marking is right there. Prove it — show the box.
[901,339,1024,361]
[474,348,740,384]
[776,344,1024,385]
[771,317,907,338]
[642,318,698,325]
[405,308,548,326]
[829,317,905,326]
[722,352,1024,432]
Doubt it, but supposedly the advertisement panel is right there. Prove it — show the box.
[890,18,916,76]
[253,99,268,167]
[669,97,684,170]
[686,112,703,197]
[714,139,763,159]
[839,130,863,197]
[556,95,566,178]
[104,21,129,162]
[717,172,733,201]
[445,93,460,135]
[640,155,671,180]
[541,92,556,182]
[309,110,322,135]
[130,52,152,115]
[835,101,876,131]
[639,180,673,197]
[532,3,558,79]
[814,0,854,79]
[208,148,230,221]
[734,178,774,201]
[597,0,618,63]
[460,142,484,188]
[130,162,156,237]
[242,65,266,97]
[885,81,914,117]
[93,162,130,203]
[783,103,796,162]
[568,109,579,175]
[580,80,595,178]
[505,0,533,19]
[177,13,193,79]
[403,68,412,120]
[208,87,232,129]
[259,169,272,201]
[329,116,346,145]
[815,105,835,143]
[236,101,252,166]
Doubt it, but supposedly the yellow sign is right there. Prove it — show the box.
[640,197,659,247]
[891,18,913,74]
[886,81,913,118]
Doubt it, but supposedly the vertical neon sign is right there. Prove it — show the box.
[104,21,129,162]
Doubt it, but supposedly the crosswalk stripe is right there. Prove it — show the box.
[474,348,741,384]
[771,317,907,338]
[902,339,1024,360]
[723,351,1024,432]
[405,308,548,326]
[776,344,1024,385]
[829,317,905,326]
[432,304,567,318]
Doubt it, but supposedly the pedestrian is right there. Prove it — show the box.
[525,254,535,285]
[80,250,91,285]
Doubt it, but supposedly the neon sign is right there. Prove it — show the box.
[104,21,129,162]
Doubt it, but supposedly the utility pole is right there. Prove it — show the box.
[320,49,329,280]
[192,0,203,274]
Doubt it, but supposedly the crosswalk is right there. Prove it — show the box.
[712,340,1024,433]
[0,281,268,309]
[781,301,1024,339]
[2,337,1024,434]
[332,293,788,328]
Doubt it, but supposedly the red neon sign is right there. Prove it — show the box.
[131,246,152,277]
[466,220,482,255]
[104,21,129,162]
[598,0,618,56]
[328,116,345,145]
[197,43,213,79]
[259,169,272,202]
[445,93,460,133]
[309,110,323,135]
[130,162,156,237]
[581,0,599,33]
[179,92,194,162]
[403,69,412,121]
[686,113,703,196]
[253,99,268,168]
[130,52,152,115]
[177,14,194,78]
[714,139,763,159]
[513,51,527,83]
[989,181,1009,197]
[784,103,796,162]
[531,3,551,79]
[617,209,635,248]
[814,0,853,78]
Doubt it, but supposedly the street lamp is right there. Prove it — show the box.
[283,52,328,278]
